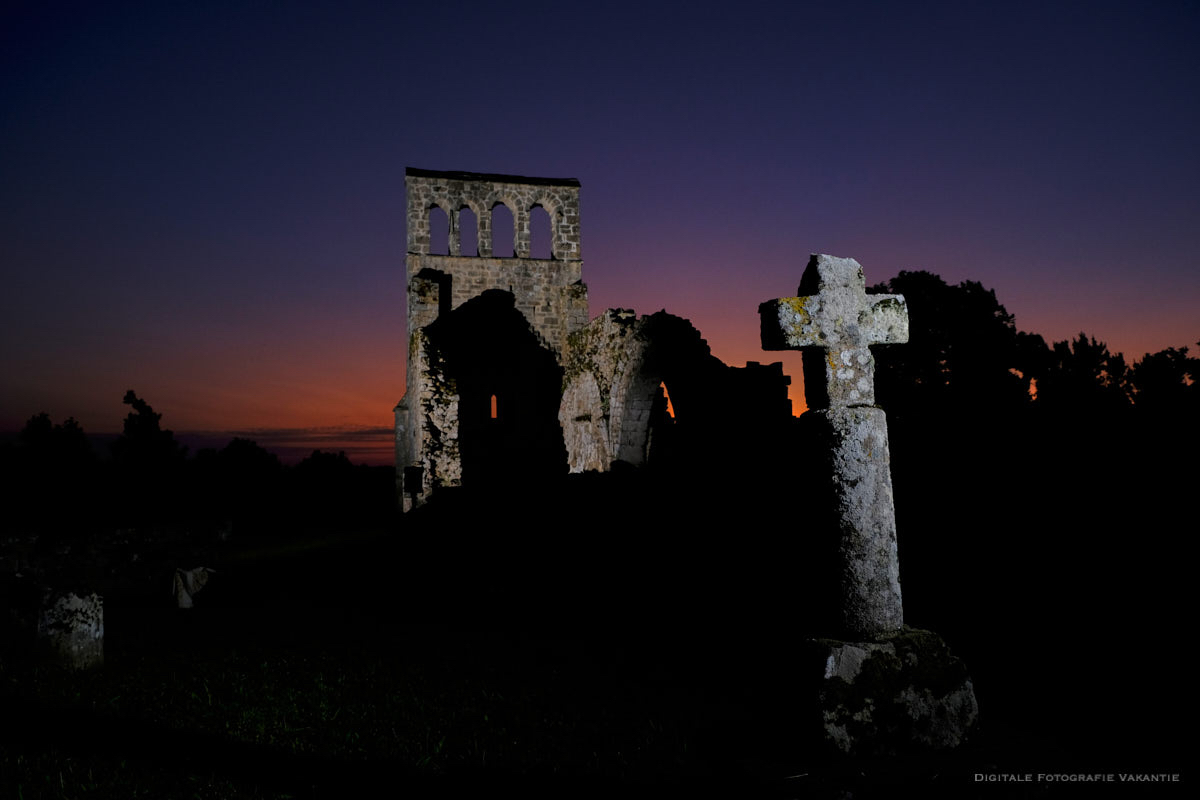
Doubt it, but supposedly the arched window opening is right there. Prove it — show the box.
[428,206,449,255]
[490,393,499,419]
[491,203,514,258]
[459,207,478,256]
[659,382,676,419]
[530,206,552,259]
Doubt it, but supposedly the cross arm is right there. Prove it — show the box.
[860,294,909,346]
[759,296,821,351]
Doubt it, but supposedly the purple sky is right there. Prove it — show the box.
[3,1,1197,463]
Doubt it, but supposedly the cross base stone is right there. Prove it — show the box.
[807,627,978,756]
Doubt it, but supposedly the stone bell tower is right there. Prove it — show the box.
[394,168,588,508]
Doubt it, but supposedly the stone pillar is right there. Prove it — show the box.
[515,206,531,258]
[556,198,580,260]
[478,206,493,257]
[447,207,461,256]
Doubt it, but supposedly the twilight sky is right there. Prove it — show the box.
[3,1,1198,463]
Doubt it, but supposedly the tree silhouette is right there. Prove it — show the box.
[5,413,97,533]
[110,391,188,524]
[1128,343,1199,413]
[869,271,1029,418]
[17,413,94,468]
[111,391,187,466]
[191,438,284,525]
[291,449,393,526]
[1032,333,1131,413]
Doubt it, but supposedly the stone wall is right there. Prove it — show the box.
[560,309,641,473]
[404,255,587,358]
[396,327,461,501]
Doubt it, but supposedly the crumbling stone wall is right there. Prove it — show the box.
[560,310,792,473]
[395,271,462,499]
[560,309,641,473]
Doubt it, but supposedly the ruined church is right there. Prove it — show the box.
[394,168,791,508]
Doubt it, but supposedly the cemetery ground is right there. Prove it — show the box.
[1,429,1193,799]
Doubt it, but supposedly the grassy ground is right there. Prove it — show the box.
[3,623,701,797]
[2,476,1192,798]
[2,616,1023,799]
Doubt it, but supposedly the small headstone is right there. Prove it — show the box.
[37,589,103,670]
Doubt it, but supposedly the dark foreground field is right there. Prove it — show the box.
[1,468,1192,798]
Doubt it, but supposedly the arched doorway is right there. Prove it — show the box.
[612,312,725,471]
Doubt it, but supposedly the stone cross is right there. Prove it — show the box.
[760,254,909,640]
[760,254,908,409]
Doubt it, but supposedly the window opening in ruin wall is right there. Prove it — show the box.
[530,206,551,259]
[459,207,478,256]
[491,203,515,258]
[429,206,449,255]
